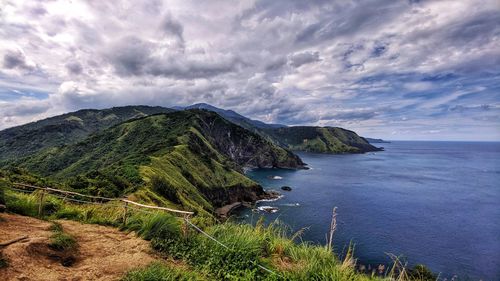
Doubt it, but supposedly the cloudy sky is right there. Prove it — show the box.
[1,0,499,140]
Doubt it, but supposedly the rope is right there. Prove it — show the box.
[47,193,105,205]
[13,183,117,201]
[184,218,282,277]
[184,218,230,249]
[127,205,156,215]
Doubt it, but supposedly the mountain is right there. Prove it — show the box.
[178,103,381,153]
[0,105,173,162]
[179,103,286,130]
[265,126,381,153]
[8,110,304,214]
[365,137,391,143]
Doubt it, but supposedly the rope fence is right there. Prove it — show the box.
[6,182,281,278]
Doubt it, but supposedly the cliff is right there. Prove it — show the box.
[265,126,382,153]
[7,110,304,214]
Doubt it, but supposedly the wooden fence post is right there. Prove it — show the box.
[38,189,46,218]
[123,201,128,225]
[181,214,189,238]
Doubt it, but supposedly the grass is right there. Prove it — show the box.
[2,185,436,281]
[122,262,207,281]
[48,222,77,252]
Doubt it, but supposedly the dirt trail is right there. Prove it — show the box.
[0,213,158,281]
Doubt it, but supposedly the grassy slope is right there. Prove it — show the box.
[8,110,301,213]
[266,126,380,153]
[1,188,435,281]
[0,105,173,162]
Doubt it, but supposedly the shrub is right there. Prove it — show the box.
[409,264,436,281]
[48,222,77,252]
[122,212,181,241]
[4,192,39,217]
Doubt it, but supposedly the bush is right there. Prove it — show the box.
[48,222,77,252]
[5,192,39,217]
[122,212,181,241]
[409,264,436,281]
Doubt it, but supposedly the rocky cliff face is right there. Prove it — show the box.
[192,110,305,169]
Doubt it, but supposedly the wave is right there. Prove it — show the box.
[257,194,284,203]
[280,203,300,207]
[257,206,279,213]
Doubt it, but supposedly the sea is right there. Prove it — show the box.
[238,141,500,280]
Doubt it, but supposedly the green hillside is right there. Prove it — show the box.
[265,126,381,153]
[177,104,381,153]
[8,110,304,214]
[0,105,173,162]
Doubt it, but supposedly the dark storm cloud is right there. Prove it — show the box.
[161,14,184,43]
[107,36,239,79]
[3,51,34,71]
[295,0,406,44]
[289,51,320,68]
[65,61,83,75]
[107,36,152,76]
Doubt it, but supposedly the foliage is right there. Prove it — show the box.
[122,262,207,281]
[2,189,435,281]
[3,110,301,214]
[0,105,173,162]
[408,264,437,281]
[121,212,181,241]
[0,178,6,205]
[265,126,380,153]
[4,191,39,217]
[48,222,77,252]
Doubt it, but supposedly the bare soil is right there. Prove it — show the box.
[0,213,158,281]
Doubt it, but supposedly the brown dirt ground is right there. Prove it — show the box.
[0,213,159,281]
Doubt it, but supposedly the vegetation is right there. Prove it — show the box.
[2,110,303,215]
[265,126,380,153]
[0,179,5,205]
[48,222,77,252]
[122,262,207,281]
[0,106,174,162]
[0,106,430,280]
[2,186,436,281]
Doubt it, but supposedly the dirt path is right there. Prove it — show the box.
[0,213,158,281]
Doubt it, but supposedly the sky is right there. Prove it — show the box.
[0,0,499,141]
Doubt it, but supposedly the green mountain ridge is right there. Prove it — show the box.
[176,104,381,153]
[7,110,303,215]
[0,105,173,162]
[0,104,379,215]
[265,126,382,153]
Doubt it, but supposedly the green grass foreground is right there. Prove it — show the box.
[0,183,436,281]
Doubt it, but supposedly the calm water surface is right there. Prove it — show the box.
[239,141,500,280]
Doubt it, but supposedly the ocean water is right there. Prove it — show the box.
[238,141,500,280]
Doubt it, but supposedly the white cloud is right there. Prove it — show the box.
[0,0,499,140]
